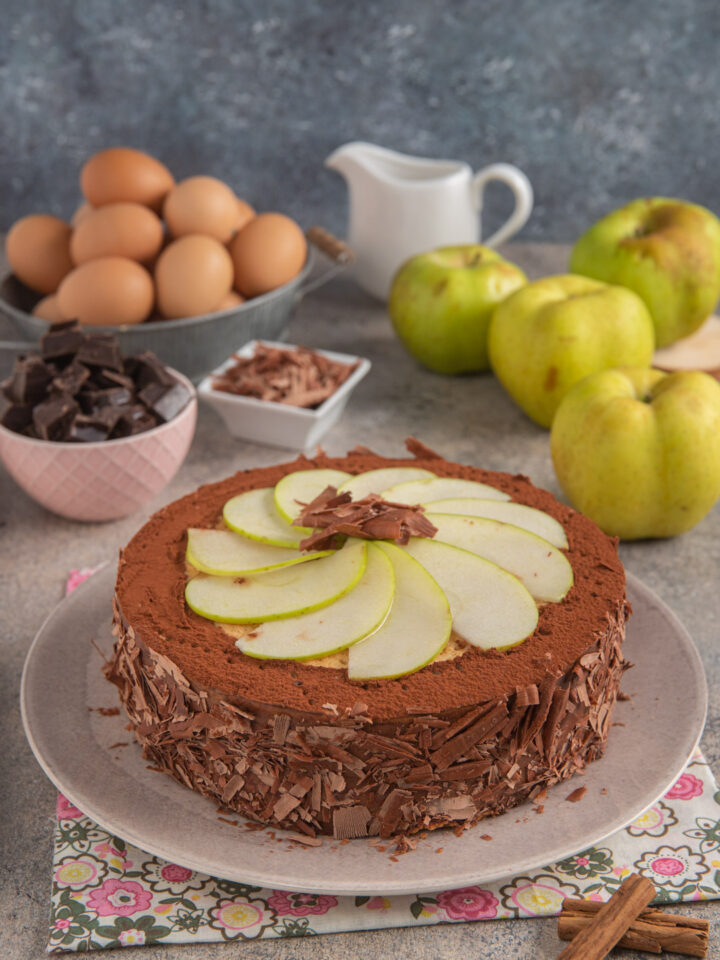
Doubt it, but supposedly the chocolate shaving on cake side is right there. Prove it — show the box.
[211,342,359,409]
[293,486,438,551]
[107,443,630,843]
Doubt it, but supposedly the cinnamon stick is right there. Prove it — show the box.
[554,873,656,959]
[559,898,709,958]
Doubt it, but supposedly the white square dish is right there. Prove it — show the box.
[198,340,371,451]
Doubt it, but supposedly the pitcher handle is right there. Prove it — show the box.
[472,163,534,247]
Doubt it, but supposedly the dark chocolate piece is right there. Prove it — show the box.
[76,335,124,373]
[41,321,86,362]
[67,415,110,444]
[93,369,136,391]
[52,360,91,396]
[1,330,185,443]
[32,393,79,441]
[139,380,190,422]
[1,404,33,433]
[132,351,176,389]
[3,355,53,405]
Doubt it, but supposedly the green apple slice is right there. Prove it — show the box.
[347,542,451,680]
[274,468,352,522]
[186,529,331,576]
[236,544,395,660]
[186,540,367,624]
[223,488,309,548]
[402,539,538,650]
[337,467,436,501]
[426,513,573,603]
[427,498,568,549]
[382,476,510,504]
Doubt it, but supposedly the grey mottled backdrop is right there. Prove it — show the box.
[1,0,718,240]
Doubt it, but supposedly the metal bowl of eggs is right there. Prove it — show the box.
[0,148,352,383]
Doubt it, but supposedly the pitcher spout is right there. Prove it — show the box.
[324,141,381,183]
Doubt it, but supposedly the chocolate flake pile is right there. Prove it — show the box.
[211,343,359,409]
[294,485,438,551]
[1,321,191,442]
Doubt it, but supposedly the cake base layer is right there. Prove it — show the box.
[107,598,627,840]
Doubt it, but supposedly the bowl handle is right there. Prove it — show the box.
[297,227,355,299]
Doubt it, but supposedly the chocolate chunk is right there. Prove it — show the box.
[1,329,185,442]
[132,351,176,389]
[3,355,53,405]
[111,405,159,437]
[139,380,190,422]
[52,360,91,396]
[67,415,110,443]
[93,369,136,391]
[41,321,86,362]
[32,393,79,441]
[1,404,33,433]
[76,335,124,373]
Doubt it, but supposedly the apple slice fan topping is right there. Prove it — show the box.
[185,464,573,678]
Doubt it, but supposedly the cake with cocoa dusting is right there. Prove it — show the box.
[107,439,629,842]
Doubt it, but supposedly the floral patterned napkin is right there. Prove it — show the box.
[47,570,720,952]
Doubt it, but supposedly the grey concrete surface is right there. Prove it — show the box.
[2,244,720,958]
[2,1,720,241]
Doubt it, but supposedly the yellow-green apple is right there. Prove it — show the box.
[388,245,526,374]
[551,367,720,539]
[570,197,720,348]
[488,274,655,428]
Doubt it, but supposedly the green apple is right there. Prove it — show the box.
[426,512,573,602]
[347,542,451,680]
[338,467,436,500]
[381,476,510,504]
[427,498,568,548]
[388,244,526,374]
[223,488,309,548]
[570,197,720,348]
[185,539,367,623]
[274,469,352,522]
[488,274,655,428]
[551,367,720,539]
[186,529,331,576]
[236,544,395,660]
[402,538,538,650]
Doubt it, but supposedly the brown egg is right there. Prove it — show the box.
[70,202,164,266]
[215,290,245,312]
[163,176,240,242]
[58,257,154,326]
[80,147,174,211]
[32,295,65,323]
[71,202,95,227]
[229,213,307,298]
[235,197,256,233]
[5,214,73,294]
[155,235,233,318]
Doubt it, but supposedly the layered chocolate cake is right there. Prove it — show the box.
[107,440,629,842]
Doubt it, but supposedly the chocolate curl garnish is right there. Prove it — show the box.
[405,437,443,459]
[294,485,438,551]
[211,343,359,409]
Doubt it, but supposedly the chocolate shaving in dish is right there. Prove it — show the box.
[0,321,191,442]
[211,343,359,409]
[294,486,438,551]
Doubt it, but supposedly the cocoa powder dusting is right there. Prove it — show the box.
[114,449,627,719]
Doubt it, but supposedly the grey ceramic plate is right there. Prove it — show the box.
[21,565,706,896]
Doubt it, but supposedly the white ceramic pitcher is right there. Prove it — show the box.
[326,141,534,300]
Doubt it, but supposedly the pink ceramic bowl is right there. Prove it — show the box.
[0,369,197,522]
